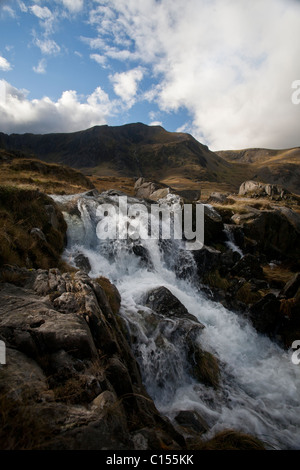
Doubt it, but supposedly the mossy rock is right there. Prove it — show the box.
[203,269,230,291]
[0,186,67,269]
[95,276,121,315]
[188,345,220,389]
[235,281,263,304]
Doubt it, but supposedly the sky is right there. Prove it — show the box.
[0,0,300,151]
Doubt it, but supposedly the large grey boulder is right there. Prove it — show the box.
[239,181,289,199]
[143,286,199,323]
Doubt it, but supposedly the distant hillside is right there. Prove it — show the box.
[217,147,300,194]
[0,123,234,182]
[0,123,299,194]
[0,148,94,195]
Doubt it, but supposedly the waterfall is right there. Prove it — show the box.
[52,191,300,450]
[224,223,244,257]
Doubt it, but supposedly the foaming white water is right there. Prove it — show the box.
[54,192,300,449]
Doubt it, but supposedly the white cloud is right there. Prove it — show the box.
[35,38,61,55]
[30,4,57,36]
[33,58,47,74]
[30,5,53,20]
[105,48,134,61]
[149,121,162,127]
[80,36,106,50]
[0,80,117,134]
[2,5,15,17]
[90,53,106,66]
[60,0,83,13]
[0,55,12,71]
[87,0,300,150]
[18,1,28,13]
[110,67,144,106]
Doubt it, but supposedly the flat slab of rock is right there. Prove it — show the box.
[0,283,97,359]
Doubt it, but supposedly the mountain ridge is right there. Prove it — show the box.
[0,122,299,194]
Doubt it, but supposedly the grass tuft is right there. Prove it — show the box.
[187,429,266,450]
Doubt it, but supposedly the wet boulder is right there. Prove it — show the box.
[132,244,153,270]
[174,410,209,435]
[74,253,91,273]
[143,286,199,323]
[187,344,220,389]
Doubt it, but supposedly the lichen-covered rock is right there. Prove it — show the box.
[239,181,289,199]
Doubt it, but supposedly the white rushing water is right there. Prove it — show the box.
[53,191,300,450]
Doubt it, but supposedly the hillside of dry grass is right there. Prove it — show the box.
[0,186,67,269]
[0,149,95,195]
[217,147,300,194]
[0,150,96,271]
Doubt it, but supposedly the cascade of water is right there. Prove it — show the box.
[52,191,300,450]
[223,223,244,257]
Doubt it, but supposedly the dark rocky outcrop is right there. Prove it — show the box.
[248,294,281,337]
[193,245,221,280]
[280,272,300,299]
[0,266,184,450]
[235,208,300,262]
[203,205,225,245]
[278,275,300,348]
[230,254,264,280]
